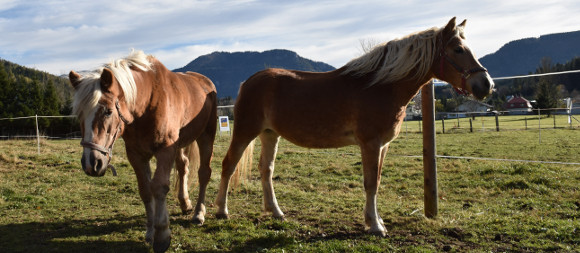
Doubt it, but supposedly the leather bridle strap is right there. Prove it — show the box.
[80,141,111,156]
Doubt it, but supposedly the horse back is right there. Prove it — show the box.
[183,71,217,95]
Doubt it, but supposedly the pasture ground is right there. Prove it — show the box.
[0,127,579,252]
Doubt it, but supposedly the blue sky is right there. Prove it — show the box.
[1,0,579,75]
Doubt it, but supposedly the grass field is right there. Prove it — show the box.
[0,126,579,252]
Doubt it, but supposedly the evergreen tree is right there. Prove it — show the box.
[0,66,9,117]
[535,78,559,116]
[43,80,61,115]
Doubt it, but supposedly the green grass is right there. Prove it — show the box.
[1,128,579,252]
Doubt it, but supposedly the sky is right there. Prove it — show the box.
[1,0,579,76]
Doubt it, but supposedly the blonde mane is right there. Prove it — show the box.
[342,26,442,86]
[73,50,153,119]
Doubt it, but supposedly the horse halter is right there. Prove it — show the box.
[438,34,488,95]
[80,100,129,176]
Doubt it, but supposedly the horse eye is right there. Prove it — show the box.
[454,46,465,54]
[104,109,113,118]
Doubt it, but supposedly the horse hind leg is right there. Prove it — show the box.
[258,130,284,218]
[175,146,196,214]
[191,131,214,225]
[215,133,257,219]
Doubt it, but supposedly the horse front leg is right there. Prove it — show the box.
[360,142,388,237]
[126,151,155,243]
[150,148,175,253]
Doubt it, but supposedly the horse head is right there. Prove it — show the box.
[69,69,131,177]
[435,17,494,100]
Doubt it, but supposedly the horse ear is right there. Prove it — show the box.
[458,19,467,28]
[100,68,114,90]
[443,17,457,34]
[69,71,82,89]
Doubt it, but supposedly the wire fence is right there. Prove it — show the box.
[1,108,578,165]
[401,107,580,134]
[3,108,578,140]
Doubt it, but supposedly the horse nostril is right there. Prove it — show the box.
[95,159,103,173]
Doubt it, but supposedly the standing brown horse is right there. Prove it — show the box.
[69,50,217,252]
[216,17,494,236]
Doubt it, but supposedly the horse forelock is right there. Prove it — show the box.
[72,71,103,120]
[342,26,441,86]
[72,50,153,120]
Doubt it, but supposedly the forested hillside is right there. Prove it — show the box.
[0,59,75,136]
[480,30,580,77]
[489,56,580,109]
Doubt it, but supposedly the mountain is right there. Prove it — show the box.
[479,30,580,78]
[174,49,335,98]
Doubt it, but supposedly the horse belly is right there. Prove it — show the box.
[269,114,357,149]
[283,130,356,148]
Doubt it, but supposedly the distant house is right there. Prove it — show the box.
[455,100,493,113]
[505,96,533,114]
[404,103,421,120]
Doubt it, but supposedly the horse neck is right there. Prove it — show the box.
[127,69,155,118]
[368,70,435,108]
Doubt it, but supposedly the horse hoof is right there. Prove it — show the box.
[368,228,387,237]
[145,230,154,244]
[180,201,193,215]
[153,239,171,253]
[153,228,171,253]
[215,213,229,219]
[192,216,205,226]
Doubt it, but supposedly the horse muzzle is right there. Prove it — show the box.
[81,150,110,177]
[468,72,495,100]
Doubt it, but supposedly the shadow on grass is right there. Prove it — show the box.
[0,215,148,253]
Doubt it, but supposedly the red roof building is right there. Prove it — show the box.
[505,96,532,114]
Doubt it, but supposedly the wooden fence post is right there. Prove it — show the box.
[421,80,437,218]
[469,118,473,132]
[538,109,542,144]
[35,114,40,155]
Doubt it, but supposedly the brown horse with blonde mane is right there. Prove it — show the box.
[216,17,494,236]
[69,50,217,252]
